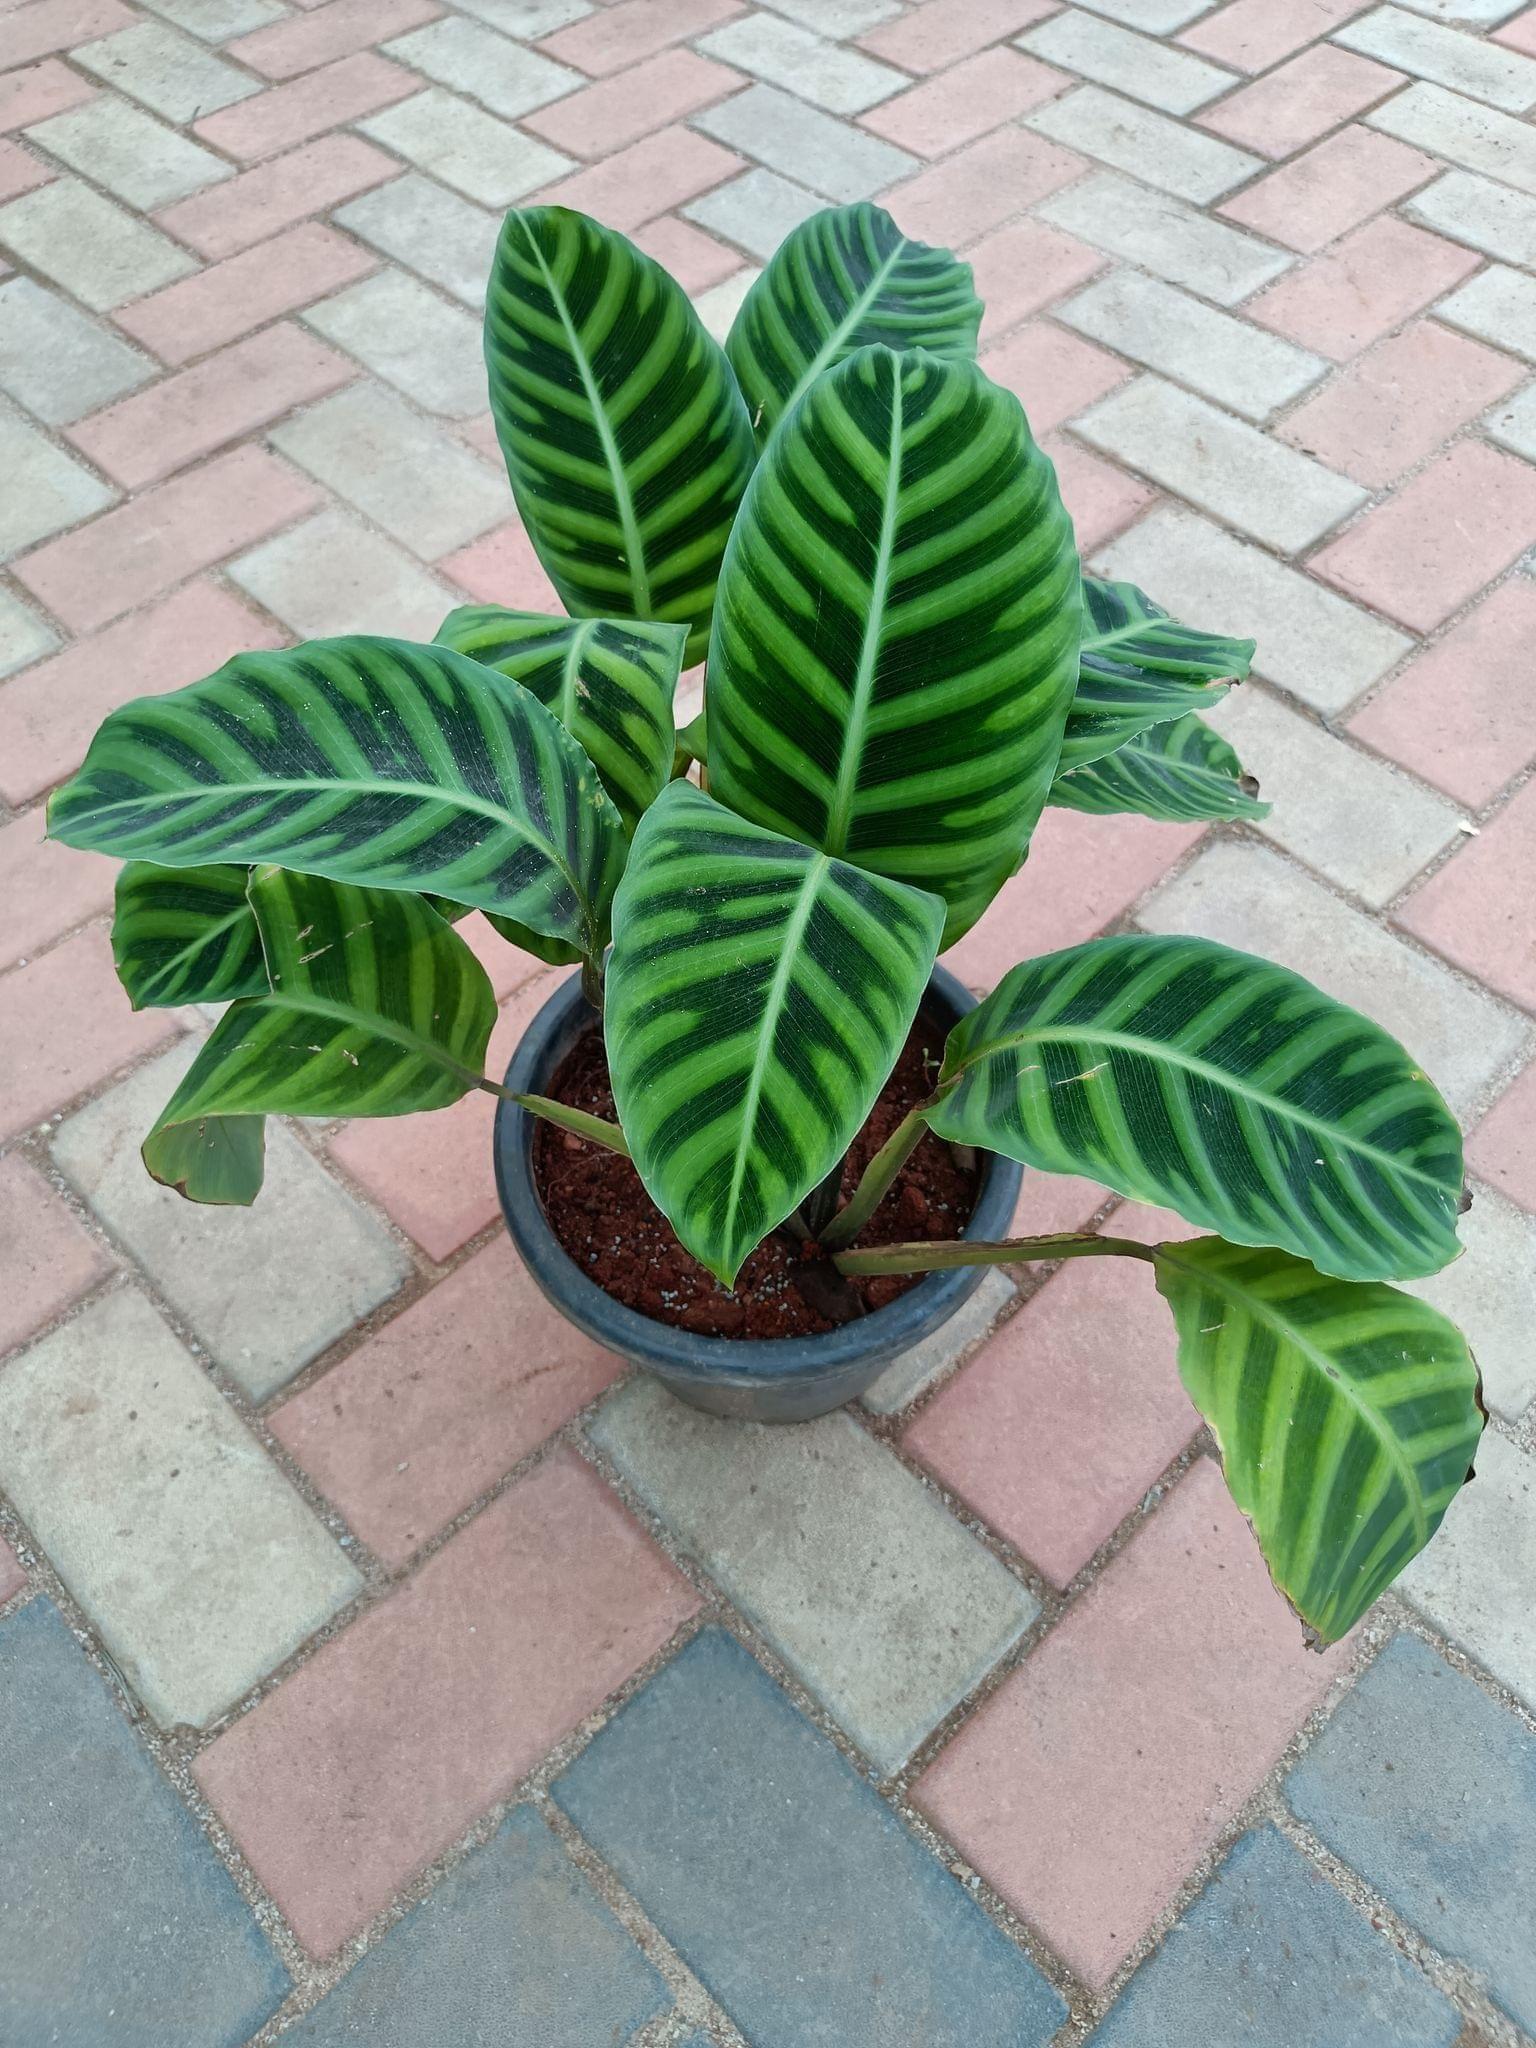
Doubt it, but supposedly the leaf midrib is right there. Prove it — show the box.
[775,236,905,428]
[239,986,487,1098]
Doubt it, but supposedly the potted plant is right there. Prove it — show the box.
[48,201,1483,1649]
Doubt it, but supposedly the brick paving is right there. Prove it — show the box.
[0,0,1534,2040]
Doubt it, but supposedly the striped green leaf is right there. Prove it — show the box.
[726,201,982,447]
[1061,578,1252,770]
[112,862,266,1010]
[1050,711,1269,823]
[606,781,945,1285]
[927,933,1463,1282]
[485,206,755,663]
[47,635,627,975]
[1154,1236,1484,1642]
[706,346,1080,948]
[432,606,686,834]
[143,1112,265,1206]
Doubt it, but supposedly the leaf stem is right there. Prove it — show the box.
[832,1231,1156,1276]
[479,1084,631,1158]
[819,1102,931,1251]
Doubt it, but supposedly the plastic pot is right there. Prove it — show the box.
[493,964,1022,1423]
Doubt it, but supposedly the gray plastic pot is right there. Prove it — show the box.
[493,964,1022,1423]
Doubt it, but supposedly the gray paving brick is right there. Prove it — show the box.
[0,178,196,311]
[699,13,906,114]
[1075,375,1365,552]
[1400,1430,1536,1708]
[0,1290,363,1728]
[53,1041,411,1399]
[359,88,572,209]
[1035,171,1293,305]
[72,20,261,123]
[303,269,486,418]
[1368,78,1536,194]
[139,0,286,35]
[1214,684,1463,905]
[384,17,581,121]
[26,95,232,210]
[0,585,57,678]
[0,402,117,562]
[1094,504,1412,714]
[1028,84,1262,203]
[762,0,901,31]
[1483,377,1536,458]
[1021,9,1237,114]
[1338,4,1536,110]
[685,167,823,262]
[0,1599,290,2047]
[335,172,501,309]
[1138,837,1530,1114]
[694,81,917,204]
[1405,166,1536,264]
[452,0,594,32]
[1402,1178,1536,1420]
[693,265,758,345]
[1286,1630,1536,2032]
[589,1377,1037,1772]
[0,277,154,428]
[1437,261,1536,360]
[230,503,461,639]
[1075,0,1217,25]
[1391,0,1529,19]
[1057,268,1325,421]
[862,1269,1016,1415]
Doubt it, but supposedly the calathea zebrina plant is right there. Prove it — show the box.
[47,199,1483,1646]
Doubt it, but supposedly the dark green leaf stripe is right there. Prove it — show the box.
[928,933,1463,1282]
[147,869,498,1207]
[606,782,945,1284]
[433,605,685,833]
[112,862,267,1010]
[485,206,755,663]
[47,635,627,971]
[1155,1237,1483,1642]
[707,345,1080,947]
[1060,578,1252,769]
[1050,711,1269,823]
[726,201,981,447]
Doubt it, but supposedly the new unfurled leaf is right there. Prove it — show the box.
[707,346,1080,947]
[1060,578,1252,769]
[927,933,1464,1282]
[112,862,266,1010]
[605,781,944,1285]
[1050,711,1269,823]
[1155,1236,1483,1642]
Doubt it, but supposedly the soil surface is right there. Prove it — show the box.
[533,1017,981,1338]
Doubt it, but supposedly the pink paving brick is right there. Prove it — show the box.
[0,138,51,203]
[523,49,743,159]
[1247,214,1481,363]
[914,1458,1354,1988]
[327,972,556,1262]
[860,0,1061,74]
[1197,45,1403,160]
[859,48,1067,158]
[946,809,1205,991]
[2,0,133,68]
[1309,441,1536,632]
[906,1217,1199,1587]
[1348,583,1536,808]
[531,126,743,234]
[879,125,1084,250]
[1467,1061,1536,1214]
[980,321,1128,437]
[65,325,354,491]
[272,1237,622,1566]
[1396,775,1536,1013]
[540,0,742,77]
[154,135,401,261]
[193,53,419,162]
[0,1152,111,1359]
[1044,431,1157,552]
[12,446,321,634]
[1217,125,1437,255]
[0,582,285,809]
[439,518,562,610]
[632,212,742,293]
[1179,0,1371,74]
[227,0,443,82]
[193,1448,699,1958]
[969,218,1104,343]
[454,411,503,466]
[0,58,94,133]
[1009,1170,1116,1239]
[0,928,178,1141]
[0,811,115,971]
[1277,322,1523,489]
[0,1537,24,1605]
[111,223,378,367]
[1494,6,1536,53]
